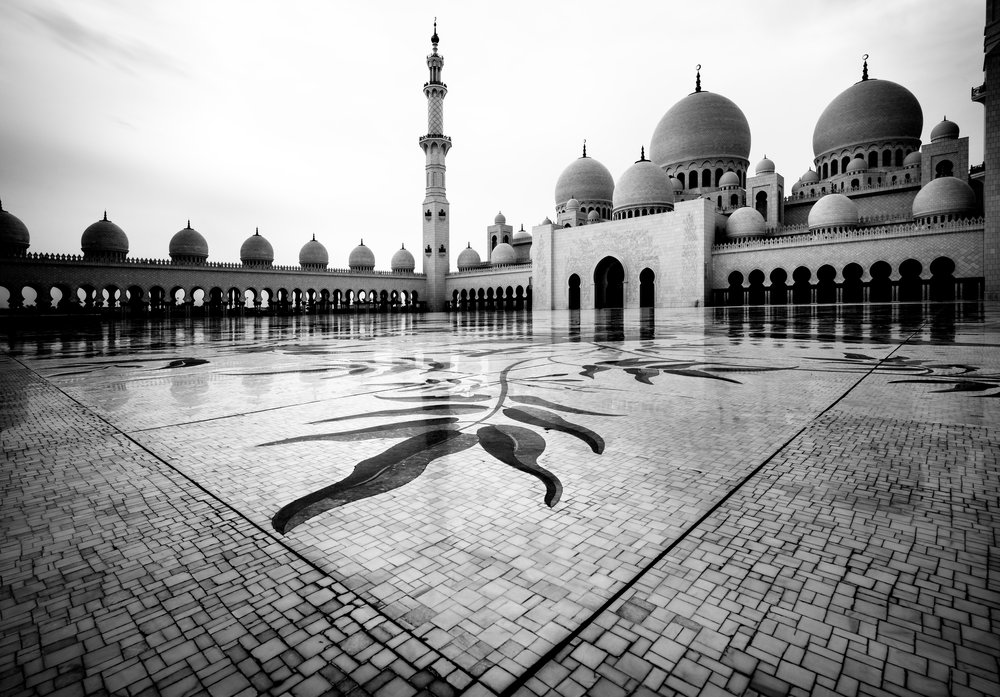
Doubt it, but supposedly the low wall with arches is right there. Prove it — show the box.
[710,218,985,305]
[445,265,532,311]
[0,256,427,313]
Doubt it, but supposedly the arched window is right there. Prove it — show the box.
[755,191,768,221]
[935,160,954,178]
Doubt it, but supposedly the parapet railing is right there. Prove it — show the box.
[7,253,425,276]
[714,217,985,252]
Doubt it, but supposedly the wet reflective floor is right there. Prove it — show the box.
[2,304,998,696]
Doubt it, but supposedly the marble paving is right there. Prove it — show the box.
[1,304,998,696]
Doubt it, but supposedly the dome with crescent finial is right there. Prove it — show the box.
[554,145,614,208]
[930,117,959,143]
[613,152,674,217]
[299,235,329,269]
[82,212,129,260]
[812,65,922,159]
[650,72,751,171]
[240,228,274,267]
[348,240,375,270]
[457,244,481,270]
[0,200,30,256]
[169,221,208,263]
[391,245,415,272]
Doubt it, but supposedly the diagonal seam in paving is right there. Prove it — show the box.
[498,320,930,697]
[4,352,476,692]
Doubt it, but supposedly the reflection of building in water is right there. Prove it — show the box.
[2,6,999,311]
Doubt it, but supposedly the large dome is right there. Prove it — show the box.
[912,177,977,220]
[348,240,375,270]
[240,228,274,266]
[613,158,674,213]
[82,212,129,259]
[554,153,614,207]
[299,235,329,269]
[812,78,923,158]
[0,202,30,256]
[390,245,415,272]
[808,193,859,230]
[169,222,208,262]
[650,91,751,168]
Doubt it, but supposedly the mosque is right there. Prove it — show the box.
[1,7,999,314]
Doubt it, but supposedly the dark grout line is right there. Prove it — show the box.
[498,320,929,697]
[6,354,476,690]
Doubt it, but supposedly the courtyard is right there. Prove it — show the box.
[1,304,998,696]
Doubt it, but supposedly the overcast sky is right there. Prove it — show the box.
[0,0,986,271]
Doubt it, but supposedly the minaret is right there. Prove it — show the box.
[419,19,451,311]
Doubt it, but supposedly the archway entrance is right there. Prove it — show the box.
[567,274,581,310]
[594,256,625,309]
[639,268,655,308]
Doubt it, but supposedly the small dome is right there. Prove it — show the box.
[930,118,959,143]
[391,245,415,272]
[554,154,614,207]
[813,78,923,158]
[494,211,506,225]
[0,201,30,255]
[719,171,741,188]
[299,235,329,269]
[801,169,820,183]
[240,228,274,266]
[348,239,375,270]
[457,244,481,270]
[755,156,775,175]
[566,197,580,210]
[650,90,751,168]
[726,207,766,238]
[808,193,859,230]
[169,222,208,262]
[491,242,516,266]
[82,212,128,258]
[845,157,867,173]
[912,176,977,220]
[587,210,601,222]
[904,151,923,167]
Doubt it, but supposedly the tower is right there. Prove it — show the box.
[420,20,451,311]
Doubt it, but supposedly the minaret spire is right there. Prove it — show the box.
[419,20,451,311]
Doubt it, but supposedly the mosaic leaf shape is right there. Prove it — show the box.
[259,418,460,446]
[477,425,562,507]
[579,365,611,379]
[310,404,487,424]
[509,395,620,417]
[272,429,479,534]
[503,406,604,454]
[160,358,209,369]
[376,394,492,403]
